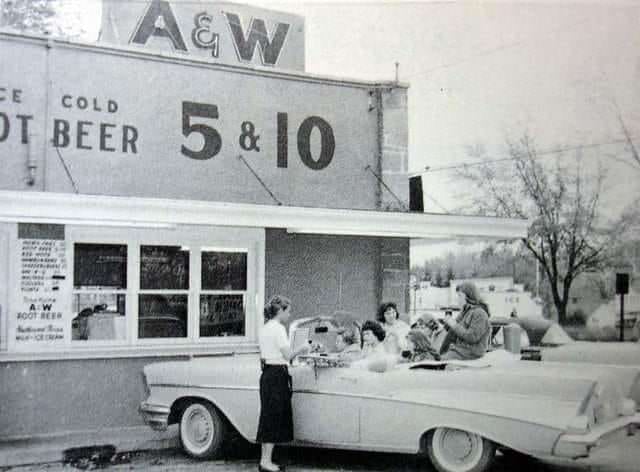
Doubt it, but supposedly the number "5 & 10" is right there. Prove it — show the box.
[181,101,336,170]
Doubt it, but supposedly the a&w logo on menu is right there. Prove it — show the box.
[130,0,290,66]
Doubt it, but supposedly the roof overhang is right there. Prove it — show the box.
[0,191,528,240]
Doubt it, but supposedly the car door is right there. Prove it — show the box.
[291,364,362,444]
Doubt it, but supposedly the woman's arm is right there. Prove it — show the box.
[446,310,489,344]
[275,325,310,361]
[280,342,310,362]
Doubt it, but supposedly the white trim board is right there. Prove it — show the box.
[0,191,528,240]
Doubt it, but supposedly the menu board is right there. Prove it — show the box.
[14,224,68,346]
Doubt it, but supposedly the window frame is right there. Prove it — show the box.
[198,247,250,341]
[63,225,262,350]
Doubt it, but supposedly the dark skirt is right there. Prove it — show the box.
[256,365,293,443]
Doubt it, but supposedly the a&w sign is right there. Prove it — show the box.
[100,0,305,71]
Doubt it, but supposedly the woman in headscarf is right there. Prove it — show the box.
[440,282,491,360]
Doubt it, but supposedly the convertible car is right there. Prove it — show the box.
[140,316,640,472]
[491,317,640,366]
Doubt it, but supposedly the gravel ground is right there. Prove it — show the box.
[3,433,640,472]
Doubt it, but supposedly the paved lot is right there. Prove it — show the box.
[3,434,640,472]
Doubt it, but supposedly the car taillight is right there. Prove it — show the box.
[567,415,589,434]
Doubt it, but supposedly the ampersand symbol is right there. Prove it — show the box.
[239,121,260,151]
[192,12,219,57]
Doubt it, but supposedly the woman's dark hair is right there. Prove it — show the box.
[361,320,386,342]
[376,302,399,323]
[264,295,291,321]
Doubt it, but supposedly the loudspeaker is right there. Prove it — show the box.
[409,176,424,212]
[616,273,629,295]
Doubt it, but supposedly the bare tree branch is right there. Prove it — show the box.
[456,133,634,323]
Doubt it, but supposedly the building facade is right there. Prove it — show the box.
[410,276,542,322]
[0,2,527,443]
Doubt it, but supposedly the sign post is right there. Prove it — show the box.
[616,272,629,341]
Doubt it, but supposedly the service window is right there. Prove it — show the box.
[72,243,127,342]
[139,245,189,339]
[200,251,247,337]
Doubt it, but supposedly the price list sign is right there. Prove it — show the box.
[14,224,67,346]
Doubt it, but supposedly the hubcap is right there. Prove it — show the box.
[182,405,214,454]
[433,428,483,472]
[442,429,474,460]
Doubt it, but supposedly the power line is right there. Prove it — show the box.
[414,16,594,78]
[420,137,639,174]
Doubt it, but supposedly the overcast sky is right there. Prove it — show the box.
[59,0,640,260]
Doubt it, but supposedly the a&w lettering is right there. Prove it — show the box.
[129,0,291,67]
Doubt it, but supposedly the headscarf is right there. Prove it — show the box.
[456,282,490,316]
[407,329,439,361]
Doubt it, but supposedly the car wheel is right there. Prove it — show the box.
[427,427,495,472]
[179,401,226,459]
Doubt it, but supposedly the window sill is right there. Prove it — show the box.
[0,342,259,363]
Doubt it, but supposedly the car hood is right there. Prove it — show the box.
[541,341,640,366]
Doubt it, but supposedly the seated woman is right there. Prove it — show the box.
[440,282,491,361]
[401,329,440,362]
[351,320,396,372]
[377,302,410,354]
[360,320,387,358]
[335,328,362,361]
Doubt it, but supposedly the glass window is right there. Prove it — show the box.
[200,251,247,338]
[200,294,245,337]
[139,245,189,338]
[140,245,189,290]
[74,243,127,289]
[138,294,188,338]
[72,244,127,341]
[201,251,246,290]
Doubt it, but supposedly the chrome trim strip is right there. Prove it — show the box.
[149,383,258,391]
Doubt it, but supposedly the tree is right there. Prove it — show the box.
[0,0,86,39]
[434,269,443,287]
[445,266,455,286]
[0,0,57,35]
[458,134,638,324]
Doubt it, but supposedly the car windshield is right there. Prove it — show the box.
[289,314,361,354]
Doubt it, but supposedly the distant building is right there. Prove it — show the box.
[410,276,542,322]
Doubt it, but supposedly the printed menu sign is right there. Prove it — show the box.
[15,224,67,346]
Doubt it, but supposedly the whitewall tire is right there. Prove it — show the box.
[179,401,226,459]
[427,427,495,472]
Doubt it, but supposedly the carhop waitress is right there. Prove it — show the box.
[256,296,310,472]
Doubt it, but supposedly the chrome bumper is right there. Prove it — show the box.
[554,413,640,459]
[139,402,171,431]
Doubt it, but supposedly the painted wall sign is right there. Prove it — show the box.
[100,0,305,71]
[13,225,68,347]
[0,37,393,210]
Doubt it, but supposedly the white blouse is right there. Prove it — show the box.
[383,319,410,352]
[259,319,289,365]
